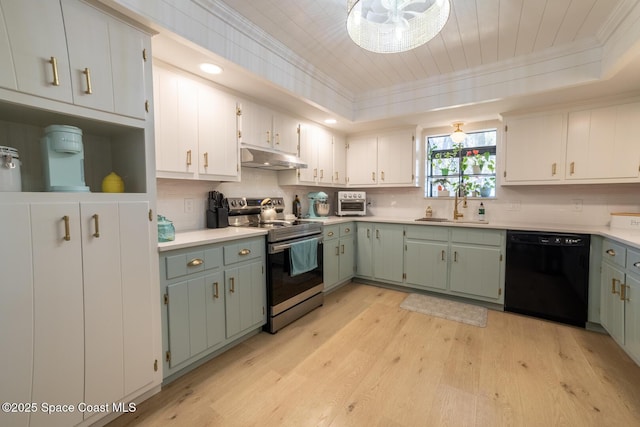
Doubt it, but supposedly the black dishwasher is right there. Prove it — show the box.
[505,231,590,327]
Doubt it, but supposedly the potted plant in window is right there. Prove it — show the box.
[479,177,495,197]
[434,178,452,197]
[431,143,462,176]
[468,150,490,174]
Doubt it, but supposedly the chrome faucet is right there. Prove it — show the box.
[453,192,466,220]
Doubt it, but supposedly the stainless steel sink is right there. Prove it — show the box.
[415,217,450,222]
[452,219,489,224]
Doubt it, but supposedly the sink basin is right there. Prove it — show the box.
[415,217,450,222]
[452,219,489,224]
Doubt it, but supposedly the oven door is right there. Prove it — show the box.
[267,235,324,315]
[338,200,365,215]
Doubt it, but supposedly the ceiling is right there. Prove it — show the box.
[151,0,640,133]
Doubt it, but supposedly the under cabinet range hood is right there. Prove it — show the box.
[240,146,308,170]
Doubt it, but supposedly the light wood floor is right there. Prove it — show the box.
[108,283,640,427]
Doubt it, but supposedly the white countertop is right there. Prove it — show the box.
[158,227,268,252]
[158,216,640,251]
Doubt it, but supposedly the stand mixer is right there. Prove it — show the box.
[307,191,330,218]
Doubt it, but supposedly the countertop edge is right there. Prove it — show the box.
[158,228,268,252]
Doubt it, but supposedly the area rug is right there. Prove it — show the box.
[400,293,488,327]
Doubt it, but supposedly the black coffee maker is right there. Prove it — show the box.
[207,191,228,228]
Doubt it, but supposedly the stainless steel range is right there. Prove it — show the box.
[227,197,324,333]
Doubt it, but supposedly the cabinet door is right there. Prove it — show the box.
[316,126,334,184]
[205,271,226,348]
[333,134,347,185]
[225,261,265,338]
[625,274,640,363]
[600,262,625,345]
[504,113,565,182]
[119,201,154,395]
[377,129,414,185]
[298,123,320,183]
[450,244,502,300]
[81,202,124,406]
[239,100,273,149]
[347,135,377,185]
[404,240,448,290]
[30,203,84,427]
[198,83,239,179]
[567,103,640,180]
[109,17,148,119]
[356,223,373,277]
[62,0,114,112]
[0,5,16,89]
[0,204,33,427]
[1,0,72,102]
[338,236,355,283]
[323,237,340,290]
[273,112,299,154]
[153,66,198,176]
[373,224,404,283]
[166,280,191,368]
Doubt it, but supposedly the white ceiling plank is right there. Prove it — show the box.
[513,0,546,57]
[497,0,524,61]
[477,0,500,64]
[555,0,598,44]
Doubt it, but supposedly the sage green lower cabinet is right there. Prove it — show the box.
[600,240,640,365]
[324,223,355,292]
[356,223,374,277]
[160,236,266,379]
[403,226,505,304]
[356,222,404,283]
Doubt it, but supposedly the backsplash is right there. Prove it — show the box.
[158,170,640,232]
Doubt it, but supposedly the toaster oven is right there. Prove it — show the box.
[337,191,366,216]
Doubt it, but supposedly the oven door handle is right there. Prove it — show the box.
[269,236,323,254]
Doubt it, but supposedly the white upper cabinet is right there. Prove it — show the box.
[1,0,72,102]
[238,100,299,155]
[154,63,239,181]
[504,99,640,185]
[333,133,347,186]
[1,0,149,118]
[566,102,640,180]
[347,129,415,187]
[0,5,16,90]
[503,112,565,183]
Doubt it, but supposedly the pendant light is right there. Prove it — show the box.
[346,0,451,54]
[450,122,466,143]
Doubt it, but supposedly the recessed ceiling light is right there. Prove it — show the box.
[200,63,223,74]
[324,118,337,124]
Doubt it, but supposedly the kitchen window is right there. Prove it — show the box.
[425,129,497,198]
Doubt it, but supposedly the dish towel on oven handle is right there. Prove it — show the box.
[289,238,318,276]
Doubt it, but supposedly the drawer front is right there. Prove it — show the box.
[603,240,627,268]
[324,225,340,240]
[451,228,503,246]
[626,248,640,275]
[405,225,449,242]
[165,250,205,279]
[204,246,223,270]
[224,238,263,265]
[340,223,354,237]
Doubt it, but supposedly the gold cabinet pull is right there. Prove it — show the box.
[621,283,628,301]
[612,278,619,294]
[62,215,71,241]
[320,169,324,179]
[275,133,280,145]
[313,168,318,178]
[335,245,339,256]
[203,152,209,168]
[92,214,100,238]
[49,56,60,86]
[334,171,339,181]
[213,282,219,299]
[82,67,92,94]
[145,100,150,113]
[239,248,251,256]
[381,171,385,181]
[186,150,192,166]
[570,161,575,175]
[372,172,376,181]
[441,250,445,261]
[551,163,557,176]
[634,262,640,269]
[376,229,380,239]
[266,130,271,144]
[187,258,204,267]
[341,244,345,254]
[367,229,370,238]
[230,277,235,293]
[345,228,350,233]
[454,251,458,262]
[327,231,334,237]
[606,249,616,256]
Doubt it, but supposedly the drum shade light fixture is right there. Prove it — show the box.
[450,122,466,143]
[347,0,450,53]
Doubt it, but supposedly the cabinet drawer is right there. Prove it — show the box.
[626,248,640,275]
[603,240,627,268]
[340,223,354,237]
[451,228,503,246]
[165,246,223,280]
[405,225,449,241]
[224,238,263,265]
[324,225,339,240]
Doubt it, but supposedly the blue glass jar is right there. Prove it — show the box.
[157,215,175,242]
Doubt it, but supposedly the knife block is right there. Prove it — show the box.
[206,209,218,229]
[217,207,228,228]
